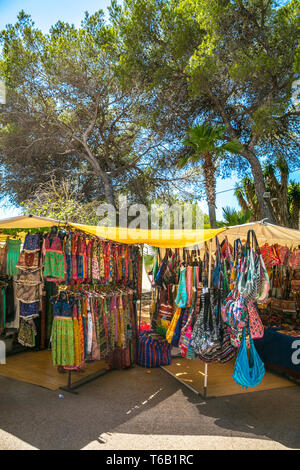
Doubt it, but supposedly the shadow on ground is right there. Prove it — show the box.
[0,365,299,449]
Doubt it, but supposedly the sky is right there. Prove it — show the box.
[0,0,298,221]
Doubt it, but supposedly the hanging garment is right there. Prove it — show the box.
[0,283,7,334]
[233,326,265,388]
[16,251,40,271]
[18,318,36,347]
[19,301,40,320]
[15,282,40,303]
[274,245,289,266]
[186,266,193,307]
[0,242,8,275]
[6,238,21,276]
[166,306,181,344]
[175,267,187,308]
[43,235,67,282]
[23,234,40,252]
[17,268,42,285]
[51,316,75,367]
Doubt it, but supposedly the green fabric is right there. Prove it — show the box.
[44,252,65,279]
[51,317,75,366]
[6,238,21,276]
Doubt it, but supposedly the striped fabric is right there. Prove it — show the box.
[137,332,172,368]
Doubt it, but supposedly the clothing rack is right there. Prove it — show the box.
[58,293,139,394]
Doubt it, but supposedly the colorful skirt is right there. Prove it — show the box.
[44,251,67,281]
[51,316,75,366]
[18,319,36,348]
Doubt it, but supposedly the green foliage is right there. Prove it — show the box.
[221,206,252,226]
[178,122,243,168]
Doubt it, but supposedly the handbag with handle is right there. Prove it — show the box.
[248,300,264,339]
[238,230,263,302]
[260,243,280,268]
[233,326,265,389]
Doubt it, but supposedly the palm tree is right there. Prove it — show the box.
[234,157,300,228]
[222,206,252,226]
[288,182,300,229]
[178,123,243,228]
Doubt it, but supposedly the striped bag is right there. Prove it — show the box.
[137,331,171,368]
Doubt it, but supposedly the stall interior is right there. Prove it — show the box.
[0,225,142,388]
[147,229,300,393]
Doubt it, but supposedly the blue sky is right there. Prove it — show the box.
[0,0,298,221]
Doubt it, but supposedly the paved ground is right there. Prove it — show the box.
[0,366,299,450]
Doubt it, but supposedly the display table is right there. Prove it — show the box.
[255,327,300,379]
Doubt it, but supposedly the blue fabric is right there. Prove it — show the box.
[19,301,40,319]
[233,327,265,389]
[175,268,187,308]
[23,234,40,251]
[255,327,300,372]
[138,332,171,368]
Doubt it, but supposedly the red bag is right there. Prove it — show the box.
[274,244,289,266]
[248,300,264,339]
[260,243,280,267]
[289,249,300,270]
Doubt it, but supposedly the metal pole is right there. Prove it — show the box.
[203,238,213,398]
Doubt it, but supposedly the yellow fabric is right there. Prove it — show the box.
[166,307,181,344]
[69,223,225,248]
[0,215,64,229]
[0,215,298,249]
[0,215,223,247]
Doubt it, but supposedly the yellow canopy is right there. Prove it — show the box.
[0,215,64,229]
[0,215,298,248]
[0,215,225,248]
[69,223,225,248]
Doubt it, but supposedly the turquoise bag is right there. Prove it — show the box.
[233,326,265,389]
[175,267,187,308]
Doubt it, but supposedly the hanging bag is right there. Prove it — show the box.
[233,326,265,389]
[248,300,264,339]
[260,243,280,268]
[238,230,262,302]
[175,266,188,308]
[166,307,182,344]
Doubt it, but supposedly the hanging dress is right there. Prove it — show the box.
[6,238,21,276]
[43,235,67,282]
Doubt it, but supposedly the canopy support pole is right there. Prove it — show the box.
[202,238,213,399]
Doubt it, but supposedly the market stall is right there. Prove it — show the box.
[0,215,143,392]
[0,215,224,393]
[148,221,300,397]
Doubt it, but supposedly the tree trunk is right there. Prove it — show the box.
[242,149,277,224]
[103,179,116,208]
[203,152,217,229]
